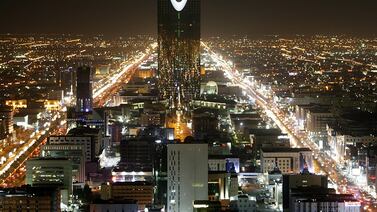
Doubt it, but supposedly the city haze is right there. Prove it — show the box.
[0,0,377,37]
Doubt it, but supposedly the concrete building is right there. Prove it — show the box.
[282,171,329,211]
[208,155,240,173]
[265,167,283,208]
[26,158,72,205]
[48,135,95,162]
[208,172,238,201]
[119,137,156,172]
[249,128,289,158]
[0,186,61,212]
[306,106,334,137]
[327,110,377,161]
[208,155,239,200]
[41,144,86,183]
[167,143,208,212]
[90,199,138,212]
[229,194,257,212]
[67,127,103,156]
[192,108,220,140]
[100,182,153,211]
[291,193,361,212]
[327,125,377,162]
[295,104,331,132]
[261,148,313,174]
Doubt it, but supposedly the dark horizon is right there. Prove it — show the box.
[0,0,377,37]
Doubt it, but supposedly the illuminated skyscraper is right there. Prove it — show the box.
[158,0,201,108]
[76,66,93,113]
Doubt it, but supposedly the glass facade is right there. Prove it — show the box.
[158,0,201,109]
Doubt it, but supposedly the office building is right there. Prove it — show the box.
[26,158,73,205]
[41,144,86,183]
[76,66,93,113]
[249,128,290,158]
[90,199,138,212]
[48,135,96,162]
[119,137,156,172]
[192,108,220,140]
[229,195,257,212]
[261,147,313,174]
[157,0,201,108]
[167,143,208,212]
[100,182,154,211]
[280,170,356,211]
[0,186,61,212]
[291,192,361,212]
[327,123,377,162]
[305,106,334,136]
[68,127,103,155]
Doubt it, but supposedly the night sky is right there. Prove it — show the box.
[0,0,376,37]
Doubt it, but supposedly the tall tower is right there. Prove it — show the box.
[158,0,201,109]
[76,66,93,113]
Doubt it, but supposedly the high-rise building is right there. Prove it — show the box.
[0,106,13,139]
[76,66,93,113]
[158,0,201,108]
[167,143,208,212]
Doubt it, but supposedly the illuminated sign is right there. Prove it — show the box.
[170,0,188,11]
[344,202,361,207]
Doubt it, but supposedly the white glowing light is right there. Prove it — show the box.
[99,149,120,168]
[170,0,187,12]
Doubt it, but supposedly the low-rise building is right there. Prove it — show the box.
[229,194,257,212]
[100,181,153,211]
[41,144,86,183]
[90,199,138,212]
[261,147,313,174]
[26,158,73,205]
[0,186,61,212]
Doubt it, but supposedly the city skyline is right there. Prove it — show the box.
[0,0,376,211]
[0,0,376,37]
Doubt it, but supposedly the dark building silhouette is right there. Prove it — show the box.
[157,0,201,108]
[0,106,13,139]
[76,66,93,113]
[60,67,75,96]
[119,137,156,172]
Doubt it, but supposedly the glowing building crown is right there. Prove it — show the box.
[170,0,188,11]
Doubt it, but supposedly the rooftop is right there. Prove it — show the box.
[262,147,311,153]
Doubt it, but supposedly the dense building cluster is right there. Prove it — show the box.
[0,2,376,212]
